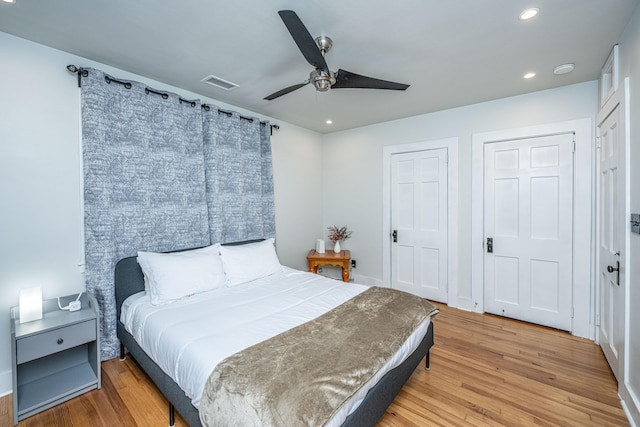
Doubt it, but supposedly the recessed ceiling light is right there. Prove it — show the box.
[325,120,333,125]
[553,63,575,75]
[523,72,536,79]
[519,8,539,20]
[2,0,16,3]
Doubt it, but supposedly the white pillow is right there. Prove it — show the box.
[219,238,283,286]
[137,244,226,305]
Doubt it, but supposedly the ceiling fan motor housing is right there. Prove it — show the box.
[310,69,335,92]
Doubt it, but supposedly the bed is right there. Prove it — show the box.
[115,240,437,426]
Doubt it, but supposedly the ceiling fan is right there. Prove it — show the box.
[264,10,410,101]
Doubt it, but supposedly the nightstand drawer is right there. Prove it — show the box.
[17,319,96,364]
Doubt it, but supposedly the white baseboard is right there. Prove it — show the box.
[317,266,384,288]
[0,369,12,397]
[350,273,385,287]
[449,296,480,313]
[621,384,640,427]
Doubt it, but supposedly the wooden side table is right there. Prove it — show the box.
[307,249,351,282]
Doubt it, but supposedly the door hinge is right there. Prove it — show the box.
[572,142,576,153]
[595,313,600,326]
[571,307,574,319]
[596,136,601,149]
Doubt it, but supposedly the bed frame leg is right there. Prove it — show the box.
[425,352,431,370]
[169,403,175,427]
[120,343,126,361]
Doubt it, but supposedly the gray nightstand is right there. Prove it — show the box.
[10,293,101,425]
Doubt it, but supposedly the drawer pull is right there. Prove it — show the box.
[57,338,64,345]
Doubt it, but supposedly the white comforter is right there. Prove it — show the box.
[120,267,430,425]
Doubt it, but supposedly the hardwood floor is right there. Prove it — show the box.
[378,304,627,426]
[1,303,628,426]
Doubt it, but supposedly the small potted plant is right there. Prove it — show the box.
[327,225,352,253]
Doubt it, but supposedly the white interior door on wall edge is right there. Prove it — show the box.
[596,104,625,381]
[390,148,448,302]
[483,133,574,331]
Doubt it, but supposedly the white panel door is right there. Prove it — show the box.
[597,106,624,380]
[391,148,448,301]
[484,134,573,330]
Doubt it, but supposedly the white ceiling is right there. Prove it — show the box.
[1,0,638,133]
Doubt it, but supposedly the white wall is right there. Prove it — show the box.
[0,31,324,395]
[322,82,598,302]
[617,4,640,424]
[271,124,325,270]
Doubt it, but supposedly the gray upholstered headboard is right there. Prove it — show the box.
[114,239,266,321]
[114,255,145,322]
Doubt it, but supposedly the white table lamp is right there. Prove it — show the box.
[19,286,43,323]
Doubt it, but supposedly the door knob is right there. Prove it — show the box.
[392,230,398,243]
[607,261,620,286]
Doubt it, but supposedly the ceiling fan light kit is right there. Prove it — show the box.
[264,10,410,100]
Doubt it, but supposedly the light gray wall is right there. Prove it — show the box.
[0,31,323,394]
[0,31,85,395]
[271,123,325,270]
[321,81,598,300]
[618,4,640,424]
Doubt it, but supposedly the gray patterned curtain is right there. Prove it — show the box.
[202,108,275,243]
[81,68,210,359]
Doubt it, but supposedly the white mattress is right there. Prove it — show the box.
[120,267,431,426]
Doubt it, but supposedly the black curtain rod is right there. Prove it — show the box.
[67,64,88,87]
[103,76,196,107]
[201,104,279,131]
[67,64,280,133]
[105,74,132,89]
[179,98,197,107]
[145,87,168,100]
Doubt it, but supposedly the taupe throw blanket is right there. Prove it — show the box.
[199,286,438,427]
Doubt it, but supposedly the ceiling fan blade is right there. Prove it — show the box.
[332,69,410,91]
[278,10,330,74]
[264,80,310,101]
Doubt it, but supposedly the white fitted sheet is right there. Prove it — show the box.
[121,267,431,426]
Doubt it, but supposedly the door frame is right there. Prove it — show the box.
[382,138,458,303]
[470,118,593,339]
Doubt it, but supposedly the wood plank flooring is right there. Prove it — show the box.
[1,303,628,426]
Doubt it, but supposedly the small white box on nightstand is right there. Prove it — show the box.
[68,300,81,311]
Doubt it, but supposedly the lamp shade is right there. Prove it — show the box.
[19,286,43,323]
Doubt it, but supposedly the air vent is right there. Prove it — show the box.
[201,75,239,91]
